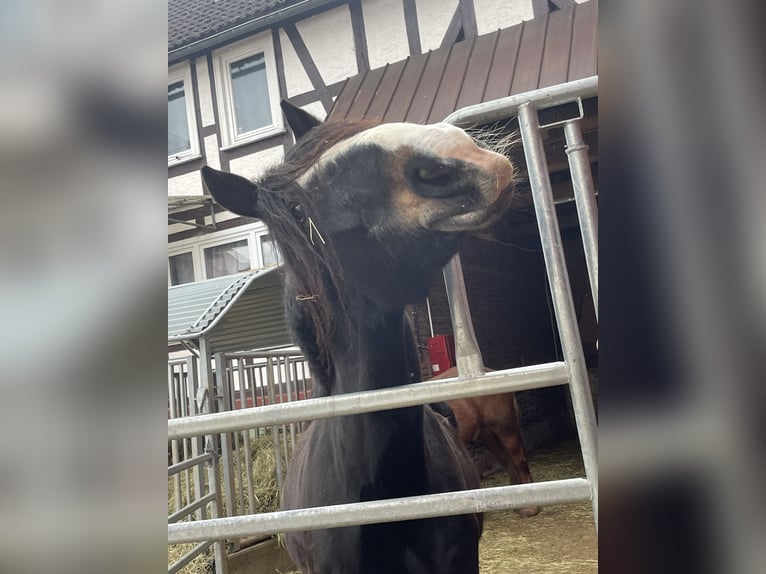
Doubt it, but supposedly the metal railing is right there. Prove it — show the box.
[168,357,227,574]
[167,76,599,559]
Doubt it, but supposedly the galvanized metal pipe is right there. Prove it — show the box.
[168,361,569,440]
[216,353,237,519]
[198,337,229,574]
[518,102,599,529]
[266,357,285,488]
[168,492,217,524]
[443,254,485,377]
[443,76,598,127]
[168,453,214,476]
[564,120,599,318]
[169,478,591,543]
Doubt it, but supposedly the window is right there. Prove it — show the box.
[168,64,200,165]
[169,252,195,286]
[212,33,283,149]
[204,239,251,279]
[168,223,283,284]
[259,233,282,267]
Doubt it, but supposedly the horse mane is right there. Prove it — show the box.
[255,119,380,387]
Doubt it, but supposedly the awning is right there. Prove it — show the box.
[168,267,292,353]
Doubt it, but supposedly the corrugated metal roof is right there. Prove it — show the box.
[328,0,597,123]
[168,267,292,352]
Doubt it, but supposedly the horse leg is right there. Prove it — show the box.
[480,426,540,517]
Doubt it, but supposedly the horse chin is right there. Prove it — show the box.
[429,208,502,233]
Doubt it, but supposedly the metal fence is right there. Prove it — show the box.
[167,356,227,574]
[168,348,314,572]
[167,76,599,572]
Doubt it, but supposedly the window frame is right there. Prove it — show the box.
[168,63,201,166]
[168,222,282,285]
[212,33,284,150]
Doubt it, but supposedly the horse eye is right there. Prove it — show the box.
[291,204,305,222]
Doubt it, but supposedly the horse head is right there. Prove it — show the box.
[201,101,515,309]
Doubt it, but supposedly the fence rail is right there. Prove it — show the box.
[169,478,590,543]
[169,361,569,439]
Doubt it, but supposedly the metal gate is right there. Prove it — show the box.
[167,76,598,572]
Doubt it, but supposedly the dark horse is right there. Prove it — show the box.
[201,101,515,574]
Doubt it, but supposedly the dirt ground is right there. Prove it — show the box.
[479,439,597,573]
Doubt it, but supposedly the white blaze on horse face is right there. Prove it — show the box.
[296,123,514,203]
[297,123,514,234]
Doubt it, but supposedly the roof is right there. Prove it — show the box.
[169,0,312,55]
[329,0,597,124]
[168,267,292,353]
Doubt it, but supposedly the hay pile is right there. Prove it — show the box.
[479,440,597,573]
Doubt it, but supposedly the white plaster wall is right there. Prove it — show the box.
[203,134,221,169]
[228,145,285,181]
[167,223,189,235]
[279,28,314,97]
[168,170,203,197]
[301,100,327,122]
[474,0,534,35]
[362,0,410,69]
[296,5,357,86]
[205,210,239,225]
[416,0,459,53]
[194,57,216,127]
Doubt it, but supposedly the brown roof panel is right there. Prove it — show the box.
[568,0,598,81]
[365,60,407,121]
[329,0,598,125]
[405,46,453,124]
[330,71,367,120]
[346,66,387,120]
[384,52,430,122]
[454,31,499,112]
[482,24,523,102]
[538,4,575,89]
[428,36,476,123]
[510,12,548,95]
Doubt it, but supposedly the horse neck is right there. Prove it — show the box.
[331,303,432,496]
[334,306,420,390]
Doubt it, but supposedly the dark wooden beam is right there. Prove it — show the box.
[282,23,334,113]
[403,0,421,56]
[205,53,226,172]
[458,0,478,39]
[349,0,370,73]
[440,6,463,49]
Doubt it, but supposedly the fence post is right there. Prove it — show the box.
[518,102,599,530]
[199,338,229,574]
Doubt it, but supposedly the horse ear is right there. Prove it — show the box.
[281,99,322,140]
[201,166,260,218]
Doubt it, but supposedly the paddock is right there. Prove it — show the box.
[168,76,598,573]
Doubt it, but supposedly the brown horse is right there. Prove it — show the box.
[201,101,514,573]
[431,367,540,517]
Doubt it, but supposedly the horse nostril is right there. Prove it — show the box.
[406,156,461,197]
